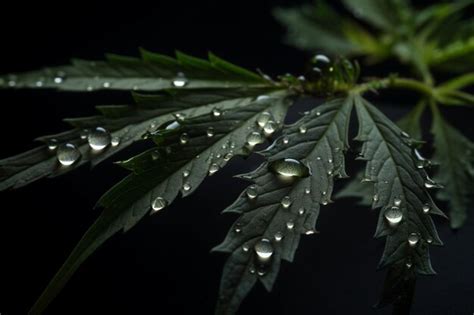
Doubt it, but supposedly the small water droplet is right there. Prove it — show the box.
[316,111,321,116]
[426,237,433,244]
[305,229,316,235]
[373,194,379,202]
[234,223,242,233]
[212,108,222,118]
[111,137,120,147]
[281,196,291,208]
[57,143,81,166]
[422,203,431,214]
[242,244,250,252]
[274,232,283,242]
[298,208,305,215]
[424,177,441,189]
[88,127,111,151]
[327,170,333,176]
[208,163,219,175]
[246,185,258,200]
[172,72,188,87]
[263,121,277,135]
[385,207,403,226]
[246,132,264,146]
[8,80,16,87]
[207,127,215,137]
[183,182,191,191]
[183,170,190,177]
[86,85,94,92]
[249,267,256,274]
[282,137,289,144]
[35,80,44,87]
[257,112,272,128]
[151,197,167,211]
[408,233,419,247]
[406,260,413,268]
[328,158,333,164]
[257,95,271,102]
[299,126,307,134]
[180,133,189,145]
[254,238,274,260]
[47,139,58,150]
[393,197,402,207]
[268,158,310,178]
[286,220,295,230]
[174,113,186,122]
[103,81,111,88]
[80,129,89,140]
[151,150,160,160]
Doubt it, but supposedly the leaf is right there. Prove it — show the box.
[0,50,268,92]
[431,107,474,228]
[28,91,291,314]
[353,95,444,311]
[0,87,279,191]
[213,96,354,315]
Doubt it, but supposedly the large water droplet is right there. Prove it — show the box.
[246,185,258,200]
[152,197,167,211]
[208,163,219,175]
[268,158,310,178]
[57,143,81,166]
[180,133,189,145]
[281,196,291,208]
[172,72,188,87]
[246,132,264,146]
[257,112,272,128]
[88,127,111,151]
[254,239,274,260]
[385,207,403,226]
[408,233,419,247]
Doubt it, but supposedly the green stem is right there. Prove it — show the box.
[353,77,434,96]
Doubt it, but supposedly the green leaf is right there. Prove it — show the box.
[353,95,444,311]
[213,96,354,315]
[28,91,291,314]
[431,107,474,228]
[0,87,279,191]
[0,51,267,92]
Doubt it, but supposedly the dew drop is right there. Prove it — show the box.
[424,177,441,189]
[151,197,167,211]
[281,196,291,208]
[422,203,431,214]
[246,131,264,146]
[166,121,181,131]
[426,237,433,244]
[268,158,310,178]
[257,112,272,128]
[183,182,191,191]
[408,233,419,247]
[183,170,190,177]
[249,267,256,274]
[86,85,94,92]
[207,127,215,138]
[373,194,379,202]
[242,244,250,252]
[393,197,402,207]
[305,229,316,235]
[282,137,289,144]
[172,72,188,87]
[57,143,81,166]
[385,207,403,226]
[174,113,186,122]
[79,129,89,140]
[305,188,311,195]
[246,185,258,200]
[254,239,274,260]
[274,232,283,242]
[103,81,111,88]
[47,139,58,150]
[406,260,413,269]
[286,220,295,230]
[299,126,307,134]
[111,137,120,147]
[180,133,189,145]
[316,111,321,116]
[263,121,277,135]
[257,95,271,102]
[212,108,222,118]
[234,223,242,233]
[208,163,219,175]
[88,127,111,151]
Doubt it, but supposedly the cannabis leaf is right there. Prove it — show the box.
[213,96,353,314]
[28,91,292,314]
[353,95,444,311]
[0,50,268,91]
[431,106,474,228]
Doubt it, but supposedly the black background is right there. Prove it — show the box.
[0,1,473,314]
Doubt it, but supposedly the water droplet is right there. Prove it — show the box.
[172,72,188,87]
[286,221,295,230]
[393,197,402,207]
[8,80,16,87]
[299,126,307,134]
[242,244,250,252]
[328,158,333,164]
[80,129,89,140]
[174,113,186,122]
[111,137,120,147]
[88,127,111,151]
[426,237,433,244]
[47,139,58,150]
[234,223,242,233]
[57,143,81,166]
[305,188,311,195]
[305,229,316,235]
[316,111,321,116]
[401,131,410,138]
[151,197,167,211]
[246,185,258,199]
[268,158,310,178]
[408,233,419,247]
[257,112,272,128]
[298,208,305,215]
[373,194,379,202]
[274,232,283,242]
[183,170,190,177]
[246,131,264,146]
[165,121,181,131]
[385,207,403,226]
[208,163,219,175]
[282,137,289,144]
[35,80,44,87]
[207,127,215,138]
[263,121,277,135]
[254,239,274,260]
[183,182,191,191]
[281,196,291,208]
[180,133,189,145]
[327,170,333,176]
[212,108,222,118]
[103,81,111,88]
[249,267,256,274]
[257,270,266,276]
[424,177,441,189]
[257,95,271,102]
[151,150,160,160]
[224,152,233,161]
[322,199,328,205]
[422,203,431,214]
[86,85,94,91]
[406,260,413,268]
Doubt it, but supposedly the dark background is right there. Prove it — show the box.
[0,1,473,314]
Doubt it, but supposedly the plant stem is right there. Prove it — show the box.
[353,77,434,96]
